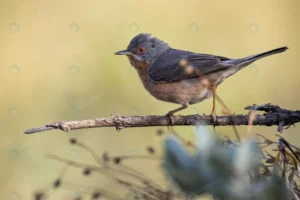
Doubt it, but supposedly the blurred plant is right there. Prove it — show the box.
[69,23,80,33]
[163,126,292,200]
[9,65,20,75]
[32,119,300,200]
[9,22,20,33]
[33,135,164,200]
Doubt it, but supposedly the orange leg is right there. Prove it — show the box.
[166,102,189,127]
[211,86,217,125]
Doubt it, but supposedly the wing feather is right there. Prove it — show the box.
[148,49,233,83]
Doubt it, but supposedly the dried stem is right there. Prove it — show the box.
[24,103,300,134]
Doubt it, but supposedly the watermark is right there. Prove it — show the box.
[188,22,200,33]
[69,148,80,158]
[69,64,80,75]
[9,22,20,33]
[128,106,140,115]
[79,93,106,113]
[48,92,105,116]
[125,190,139,200]
[249,22,259,33]
[70,106,80,115]
[63,191,80,200]
[69,22,80,33]
[9,65,20,75]
[128,22,140,34]
[9,149,20,160]
[249,64,259,75]
[129,149,139,156]
[80,93,106,112]
[9,107,20,117]
[127,65,133,71]
[9,192,20,200]
[187,106,200,115]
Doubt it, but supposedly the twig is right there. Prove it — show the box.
[24,103,300,134]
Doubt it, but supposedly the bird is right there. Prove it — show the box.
[115,33,288,125]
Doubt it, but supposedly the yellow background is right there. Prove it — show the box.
[1,0,299,199]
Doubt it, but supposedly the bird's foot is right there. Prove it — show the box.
[165,112,175,129]
[211,110,217,131]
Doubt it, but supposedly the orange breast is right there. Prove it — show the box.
[128,57,214,105]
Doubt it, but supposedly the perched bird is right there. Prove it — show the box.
[115,33,287,125]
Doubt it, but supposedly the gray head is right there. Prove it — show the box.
[115,33,170,63]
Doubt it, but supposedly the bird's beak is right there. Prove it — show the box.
[115,50,131,56]
[115,50,144,62]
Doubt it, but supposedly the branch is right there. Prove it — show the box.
[24,103,300,134]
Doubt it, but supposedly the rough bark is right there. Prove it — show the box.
[24,103,300,134]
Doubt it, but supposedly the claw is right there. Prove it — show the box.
[211,110,217,131]
[166,112,175,128]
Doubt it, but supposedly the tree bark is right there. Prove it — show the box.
[24,103,300,134]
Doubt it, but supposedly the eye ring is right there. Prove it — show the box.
[137,47,145,54]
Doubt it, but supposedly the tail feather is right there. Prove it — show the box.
[232,46,288,65]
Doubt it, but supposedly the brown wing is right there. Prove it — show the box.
[148,48,233,83]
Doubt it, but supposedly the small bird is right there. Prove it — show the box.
[115,33,288,125]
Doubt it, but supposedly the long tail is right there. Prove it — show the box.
[231,46,288,66]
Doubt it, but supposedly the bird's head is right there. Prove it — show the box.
[115,33,170,63]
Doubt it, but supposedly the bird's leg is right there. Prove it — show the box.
[211,85,217,126]
[166,102,189,127]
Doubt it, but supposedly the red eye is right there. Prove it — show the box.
[137,47,145,54]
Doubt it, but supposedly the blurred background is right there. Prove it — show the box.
[0,0,299,199]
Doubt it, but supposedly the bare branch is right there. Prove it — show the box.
[24,103,300,134]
